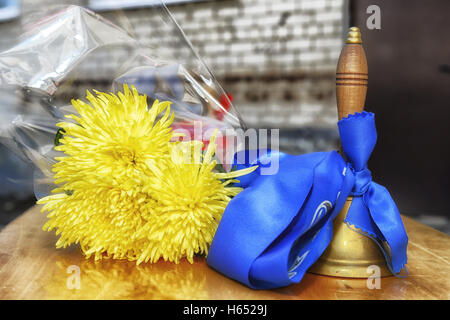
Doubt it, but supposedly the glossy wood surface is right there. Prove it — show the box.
[0,206,448,300]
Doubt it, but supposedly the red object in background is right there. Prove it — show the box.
[172,93,233,158]
[215,93,233,121]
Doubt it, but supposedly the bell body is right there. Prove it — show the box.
[309,198,391,277]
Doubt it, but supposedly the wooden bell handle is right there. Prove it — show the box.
[336,27,368,120]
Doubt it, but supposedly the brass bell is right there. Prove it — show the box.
[309,27,391,278]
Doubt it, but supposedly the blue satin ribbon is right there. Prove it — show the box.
[339,112,408,276]
[207,112,408,289]
[208,150,354,289]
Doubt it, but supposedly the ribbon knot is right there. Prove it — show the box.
[351,167,372,196]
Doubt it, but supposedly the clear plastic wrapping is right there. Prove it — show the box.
[0,4,245,199]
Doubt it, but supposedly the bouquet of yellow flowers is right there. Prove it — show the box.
[38,85,254,264]
[0,6,253,264]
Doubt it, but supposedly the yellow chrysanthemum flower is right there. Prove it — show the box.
[38,85,255,264]
[52,85,174,190]
[136,135,254,264]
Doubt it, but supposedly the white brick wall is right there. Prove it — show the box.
[0,0,346,130]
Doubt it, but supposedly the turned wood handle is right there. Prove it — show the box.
[336,27,368,120]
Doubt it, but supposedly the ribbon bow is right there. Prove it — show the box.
[338,112,408,276]
[207,112,408,289]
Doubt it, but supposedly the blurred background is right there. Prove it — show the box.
[0,0,448,233]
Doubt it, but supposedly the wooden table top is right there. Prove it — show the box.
[0,206,449,300]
